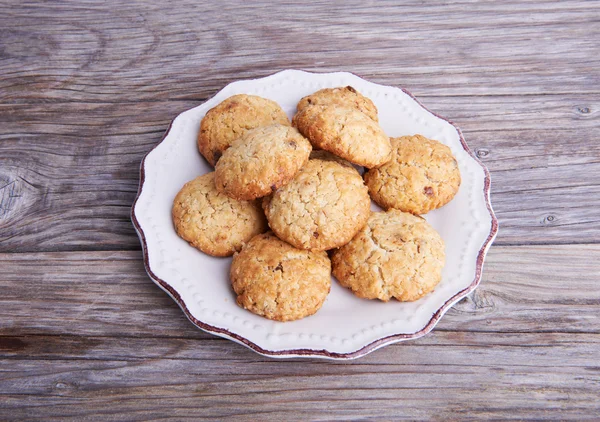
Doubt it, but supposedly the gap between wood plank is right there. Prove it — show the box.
[1,91,599,106]
[1,329,599,342]
[1,239,599,254]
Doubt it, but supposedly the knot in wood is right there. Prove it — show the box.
[476,148,489,158]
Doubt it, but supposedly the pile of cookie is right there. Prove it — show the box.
[172,86,460,322]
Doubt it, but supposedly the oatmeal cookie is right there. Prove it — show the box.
[230,232,331,321]
[172,173,267,256]
[214,124,311,200]
[296,86,379,122]
[198,94,290,166]
[292,104,391,168]
[263,151,371,251]
[364,135,461,214]
[332,210,445,302]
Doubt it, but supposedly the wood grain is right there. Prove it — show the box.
[1,246,599,420]
[2,0,599,418]
[1,332,599,420]
[1,95,598,251]
[0,246,598,339]
[1,1,599,102]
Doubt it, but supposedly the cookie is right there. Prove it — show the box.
[331,210,445,302]
[198,94,290,166]
[263,151,371,251]
[214,124,312,200]
[296,86,379,122]
[364,135,461,215]
[172,173,268,257]
[292,104,391,168]
[230,232,331,322]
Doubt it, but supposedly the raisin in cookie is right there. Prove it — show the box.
[198,94,290,166]
[172,173,267,257]
[263,151,371,251]
[331,210,445,302]
[364,135,461,215]
[293,104,391,168]
[214,124,312,200]
[230,232,331,322]
[296,86,379,122]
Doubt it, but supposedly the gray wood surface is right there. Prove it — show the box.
[1,0,599,420]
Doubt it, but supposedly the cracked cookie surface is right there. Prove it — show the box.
[364,134,461,215]
[296,86,379,122]
[331,209,445,302]
[214,124,312,200]
[263,151,371,251]
[293,104,391,168]
[172,173,268,257]
[198,94,290,166]
[230,232,331,321]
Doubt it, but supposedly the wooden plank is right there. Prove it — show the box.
[0,246,598,339]
[0,331,598,420]
[2,94,597,134]
[1,0,598,419]
[0,1,599,103]
[1,95,598,251]
[0,101,190,252]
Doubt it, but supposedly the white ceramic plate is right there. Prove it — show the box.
[132,70,498,359]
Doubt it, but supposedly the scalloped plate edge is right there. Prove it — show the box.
[131,70,499,359]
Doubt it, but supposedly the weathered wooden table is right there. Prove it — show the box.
[1,1,599,419]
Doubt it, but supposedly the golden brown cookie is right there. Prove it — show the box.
[214,124,312,200]
[296,86,379,122]
[172,173,267,257]
[331,210,445,302]
[263,151,371,251]
[364,135,461,215]
[230,232,331,322]
[292,104,391,168]
[198,94,290,166]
